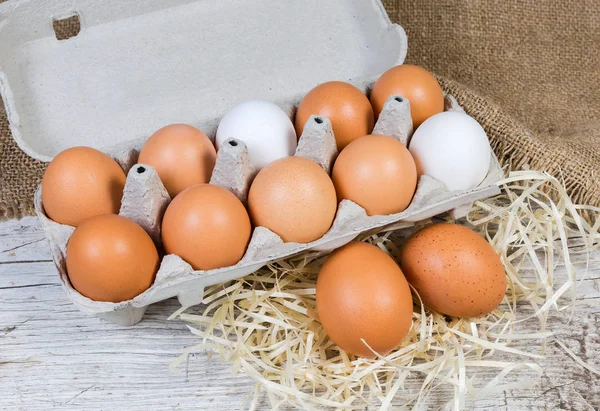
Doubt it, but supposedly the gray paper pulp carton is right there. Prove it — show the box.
[0,0,502,325]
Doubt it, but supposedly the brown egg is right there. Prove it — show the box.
[248,156,337,243]
[295,81,374,150]
[162,184,251,270]
[66,214,159,302]
[370,65,444,127]
[138,124,217,198]
[316,242,413,358]
[400,224,507,317]
[42,147,126,227]
[332,134,417,216]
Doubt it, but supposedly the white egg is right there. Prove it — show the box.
[215,100,297,170]
[409,111,491,191]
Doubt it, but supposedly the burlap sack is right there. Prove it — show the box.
[1,1,599,219]
[389,0,600,207]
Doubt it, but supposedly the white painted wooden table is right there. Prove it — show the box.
[1,217,599,410]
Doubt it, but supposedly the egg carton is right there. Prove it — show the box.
[34,90,503,325]
[2,0,503,325]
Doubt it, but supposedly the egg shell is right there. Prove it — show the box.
[295,81,374,150]
[400,224,507,318]
[409,111,492,191]
[316,242,413,358]
[332,134,417,216]
[138,124,217,198]
[162,184,252,270]
[41,147,126,227]
[215,100,297,171]
[66,214,159,303]
[370,65,444,127]
[248,156,337,243]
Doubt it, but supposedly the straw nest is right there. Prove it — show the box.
[171,171,600,409]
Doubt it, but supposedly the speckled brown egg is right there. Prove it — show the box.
[162,184,252,270]
[248,156,337,243]
[138,124,217,198]
[332,134,417,216]
[295,81,374,150]
[370,65,444,127]
[400,224,507,317]
[42,147,126,227]
[316,242,413,358]
[66,214,159,302]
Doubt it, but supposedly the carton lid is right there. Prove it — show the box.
[0,0,407,161]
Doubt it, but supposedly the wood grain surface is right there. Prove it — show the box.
[1,217,599,410]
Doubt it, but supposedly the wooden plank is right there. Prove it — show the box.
[0,262,259,409]
[0,216,51,263]
[1,217,600,410]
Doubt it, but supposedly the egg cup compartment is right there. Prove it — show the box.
[34,86,503,326]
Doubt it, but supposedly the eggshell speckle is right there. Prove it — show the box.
[138,124,217,198]
[370,65,444,127]
[162,184,251,270]
[400,224,507,317]
[248,156,337,243]
[316,242,413,358]
[332,134,417,216]
[66,214,159,302]
[295,81,374,150]
[42,147,126,227]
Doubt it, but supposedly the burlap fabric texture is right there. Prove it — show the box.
[390,0,600,207]
[1,1,599,219]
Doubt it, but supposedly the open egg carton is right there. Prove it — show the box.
[2,0,503,325]
[34,92,503,325]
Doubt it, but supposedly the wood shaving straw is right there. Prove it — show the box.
[173,171,600,409]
